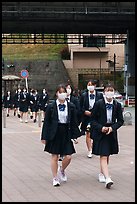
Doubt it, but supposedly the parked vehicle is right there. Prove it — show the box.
[95,87,124,111]
[114,91,124,111]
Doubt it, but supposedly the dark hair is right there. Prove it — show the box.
[65,83,74,94]
[104,83,115,90]
[32,89,36,94]
[55,84,67,94]
[87,79,97,85]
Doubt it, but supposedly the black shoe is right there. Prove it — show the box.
[58,156,63,161]
[7,114,9,117]
[34,119,36,123]
[17,114,20,118]
[30,115,33,119]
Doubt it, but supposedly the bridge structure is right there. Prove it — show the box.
[2,2,135,34]
[2,2,135,96]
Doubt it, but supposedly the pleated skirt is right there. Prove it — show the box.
[44,123,76,155]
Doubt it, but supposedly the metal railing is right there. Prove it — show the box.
[2,34,127,45]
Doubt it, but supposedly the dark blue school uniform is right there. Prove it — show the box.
[13,92,21,108]
[67,95,82,125]
[38,92,49,112]
[41,100,81,155]
[91,98,124,156]
[3,93,13,109]
[29,93,40,112]
[19,92,29,112]
[79,90,103,132]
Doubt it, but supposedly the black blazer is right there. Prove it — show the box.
[19,92,29,104]
[39,93,49,108]
[80,90,103,114]
[41,100,81,141]
[70,95,81,124]
[79,90,103,128]
[91,98,124,140]
[3,94,13,108]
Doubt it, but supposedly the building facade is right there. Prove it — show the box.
[63,34,126,91]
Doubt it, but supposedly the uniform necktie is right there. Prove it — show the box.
[90,94,95,100]
[106,103,113,110]
[58,104,66,111]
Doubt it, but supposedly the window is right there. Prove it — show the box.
[83,36,105,47]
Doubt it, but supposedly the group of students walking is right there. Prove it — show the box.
[2,88,49,123]
[41,80,124,189]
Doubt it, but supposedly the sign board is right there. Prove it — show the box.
[21,70,29,78]
[124,64,127,71]
[126,73,131,77]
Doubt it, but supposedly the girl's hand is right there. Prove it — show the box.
[106,127,113,135]
[41,140,46,145]
[102,127,109,133]
[84,111,91,116]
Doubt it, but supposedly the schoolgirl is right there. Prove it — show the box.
[79,79,103,158]
[91,84,124,188]
[3,90,13,117]
[41,84,80,187]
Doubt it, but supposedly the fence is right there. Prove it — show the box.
[124,96,135,107]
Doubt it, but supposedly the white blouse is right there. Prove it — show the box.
[56,99,68,123]
[104,97,113,123]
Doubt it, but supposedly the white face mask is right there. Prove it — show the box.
[105,91,114,99]
[58,92,67,101]
[66,88,72,95]
[87,85,95,92]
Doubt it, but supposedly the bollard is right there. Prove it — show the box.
[123,111,132,125]
[38,109,42,127]
[3,108,6,128]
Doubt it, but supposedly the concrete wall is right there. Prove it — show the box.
[2,60,71,98]
[73,52,108,69]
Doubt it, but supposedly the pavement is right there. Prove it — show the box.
[2,107,135,202]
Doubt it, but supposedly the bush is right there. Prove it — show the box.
[60,46,70,60]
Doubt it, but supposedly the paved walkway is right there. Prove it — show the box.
[2,109,135,202]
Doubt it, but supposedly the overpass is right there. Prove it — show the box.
[2,2,135,96]
[2,2,135,34]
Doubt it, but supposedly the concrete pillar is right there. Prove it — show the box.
[124,30,135,97]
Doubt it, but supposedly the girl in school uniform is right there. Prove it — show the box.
[3,90,13,117]
[19,88,29,123]
[58,83,81,162]
[39,88,49,121]
[29,89,40,123]
[13,88,21,118]
[91,84,124,189]
[41,84,80,187]
[79,79,103,158]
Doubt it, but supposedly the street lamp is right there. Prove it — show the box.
[113,53,116,87]
[96,47,101,86]
[106,53,116,87]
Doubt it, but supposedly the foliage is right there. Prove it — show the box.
[60,46,70,60]
[2,44,66,60]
